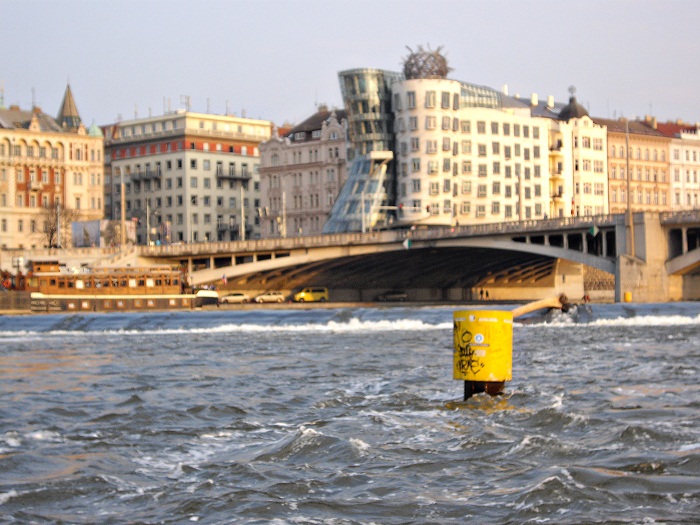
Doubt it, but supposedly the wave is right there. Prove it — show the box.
[0,318,453,337]
[1,308,699,337]
[524,313,700,328]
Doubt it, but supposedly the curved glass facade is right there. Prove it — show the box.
[324,69,403,233]
[339,68,403,157]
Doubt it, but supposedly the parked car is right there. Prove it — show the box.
[219,292,250,304]
[293,287,328,302]
[253,291,286,303]
[375,290,408,302]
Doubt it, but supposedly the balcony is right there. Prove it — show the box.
[217,220,238,231]
[550,169,564,181]
[29,180,42,192]
[144,169,162,179]
[216,167,251,181]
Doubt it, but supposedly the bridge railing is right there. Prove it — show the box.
[660,210,700,224]
[121,211,700,260]
[138,231,389,258]
[395,214,621,242]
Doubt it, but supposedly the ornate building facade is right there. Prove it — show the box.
[593,117,670,215]
[258,107,347,238]
[0,85,104,249]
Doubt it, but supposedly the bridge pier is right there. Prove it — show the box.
[615,213,684,303]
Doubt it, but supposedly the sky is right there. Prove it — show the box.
[2,0,700,128]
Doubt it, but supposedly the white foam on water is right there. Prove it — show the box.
[523,313,700,328]
[2,432,22,448]
[26,430,63,442]
[349,438,370,453]
[0,490,18,505]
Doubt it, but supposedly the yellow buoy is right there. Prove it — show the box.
[454,310,513,398]
[624,291,632,303]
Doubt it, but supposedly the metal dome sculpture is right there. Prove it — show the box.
[402,45,451,80]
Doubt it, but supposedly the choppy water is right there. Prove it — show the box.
[0,302,699,524]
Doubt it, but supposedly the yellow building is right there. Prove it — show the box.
[593,117,671,214]
[0,85,104,249]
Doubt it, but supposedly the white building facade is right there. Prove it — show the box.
[392,77,558,227]
[660,122,700,210]
[104,111,271,244]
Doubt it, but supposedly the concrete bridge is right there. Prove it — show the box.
[4,211,699,302]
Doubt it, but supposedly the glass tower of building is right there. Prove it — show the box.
[323,68,403,233]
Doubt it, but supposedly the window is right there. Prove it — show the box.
[425,91,436,108]
[441,91,450,109]
[425,116,436,130]
[491,122,499,135]
[411,137,419,152]
[477,121,486,134]
[407,91,416,109]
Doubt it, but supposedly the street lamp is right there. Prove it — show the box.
[146,200,161,246]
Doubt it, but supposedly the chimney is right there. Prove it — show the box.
[502,84,509,95]
[530,93,538,106]
[547,95,554,109]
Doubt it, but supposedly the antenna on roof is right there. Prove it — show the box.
[31,87,36,108]
[1,80,5,109]
[134,104,138,119]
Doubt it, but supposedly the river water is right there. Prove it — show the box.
[0,302,699,524]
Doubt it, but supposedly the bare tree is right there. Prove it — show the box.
[39,204,81,248]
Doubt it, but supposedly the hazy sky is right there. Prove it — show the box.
[2,0,699,128]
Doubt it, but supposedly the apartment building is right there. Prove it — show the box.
[549,95,609,218]
[103,110,271,244]
[592,117,670,214]
[0,85,104,249]
[656,120,700,210]
[258,107,348,237]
